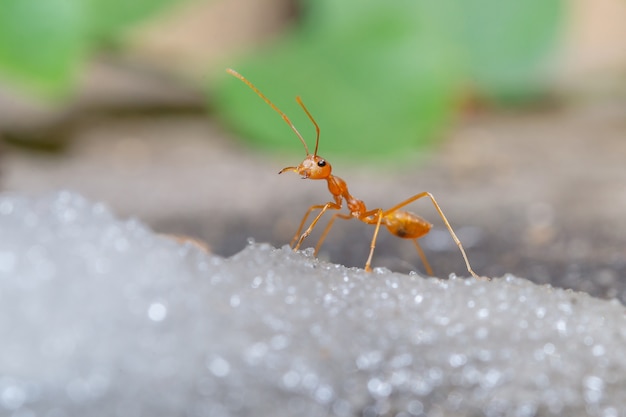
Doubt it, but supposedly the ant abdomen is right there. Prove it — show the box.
[384,211,432,239]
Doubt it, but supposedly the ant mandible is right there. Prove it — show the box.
[227,68,481,279]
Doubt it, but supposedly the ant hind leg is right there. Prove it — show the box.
[412,239,434,276]
[363,209,384,272]
[384,192,483,279]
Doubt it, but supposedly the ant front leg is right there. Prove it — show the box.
[314,212,353,256]
[290,204,330,247]
[293,202,342,251]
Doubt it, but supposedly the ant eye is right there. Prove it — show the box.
[317,160,326,167]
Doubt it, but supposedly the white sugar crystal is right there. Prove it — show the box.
[0,191,625,416]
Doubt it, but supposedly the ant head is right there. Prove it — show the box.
[278,96,330,179]
[279,154,332,179]
[278,96,331,179]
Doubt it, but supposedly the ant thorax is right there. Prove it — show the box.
[347,198,367,216]
[326,176,366,215]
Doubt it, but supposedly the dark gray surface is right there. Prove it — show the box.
[3,101,626,303]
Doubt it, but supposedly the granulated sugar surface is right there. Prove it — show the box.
[0,192,624,417]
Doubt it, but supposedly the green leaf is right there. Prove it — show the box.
[0,0,88,96]
[86,0,176,41]
[215,0,462,157]
[0,0,181,97]
[454,0,564,101]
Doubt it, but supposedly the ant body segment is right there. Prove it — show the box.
[227,68,481,279]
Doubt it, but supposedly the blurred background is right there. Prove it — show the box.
[1,0,626,301]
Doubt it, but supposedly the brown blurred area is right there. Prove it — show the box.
[1,0,626,302]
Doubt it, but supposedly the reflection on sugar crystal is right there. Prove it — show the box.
[207,356,231,378]
[367,378,392,398]
[0,191,625,416]
[281,370,300,389]
[147,302,167,322]
[0,251,16,273]
[1,384,26,410]
[229,294,241,307]
[448,353,467,368]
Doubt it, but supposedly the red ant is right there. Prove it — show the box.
[227,68,481,279]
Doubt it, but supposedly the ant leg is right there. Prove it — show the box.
[290,205,328,247]
[384,192,482,280]
[314,212,353,256]
[294,202,341,251]
[412,239,434,276]
[363,209,384,272]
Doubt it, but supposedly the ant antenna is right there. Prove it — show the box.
[226,68,310,155]
[296,97,320,156]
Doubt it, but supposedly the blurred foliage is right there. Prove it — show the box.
[0,0,178,97]
[216,0,564,157]
[454,0,563,102]
[0,0,564,156]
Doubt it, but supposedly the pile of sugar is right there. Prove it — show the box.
[0,191,624,416]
